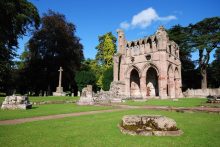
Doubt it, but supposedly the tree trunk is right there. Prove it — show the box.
[201,68,207,89]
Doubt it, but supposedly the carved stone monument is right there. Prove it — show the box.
[53,67,66,96]
[77,85,94,105]
[1,95,32,110]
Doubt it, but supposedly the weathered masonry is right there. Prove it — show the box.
[112,26,183,99]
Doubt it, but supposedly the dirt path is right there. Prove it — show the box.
[0,105,219,125]
[114,104,220,113]
[0,108,128,125]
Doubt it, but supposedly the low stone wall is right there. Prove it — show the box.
[183,88,220,98]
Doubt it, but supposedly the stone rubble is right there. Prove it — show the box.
[119,115,183,136]
[1,95,32,110]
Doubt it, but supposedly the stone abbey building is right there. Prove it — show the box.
[112,26,183,99]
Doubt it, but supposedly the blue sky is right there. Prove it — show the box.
[18,0,220,61]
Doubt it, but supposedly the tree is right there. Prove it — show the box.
[208,48,220,87]
[102,66,113,91]
[95,32,117,89]
[96,32,117,68]
[74,71,96,92]
[0,0,40,93]
[167,25,200,90]
[24,10,84,95]
[189,17,220,89]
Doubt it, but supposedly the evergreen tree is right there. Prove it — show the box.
[0,0,40,93]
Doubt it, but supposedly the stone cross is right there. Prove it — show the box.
[58,67,63,88]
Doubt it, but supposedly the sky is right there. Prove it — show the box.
[18,0,220,61]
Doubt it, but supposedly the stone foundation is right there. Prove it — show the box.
[119,115,183,136]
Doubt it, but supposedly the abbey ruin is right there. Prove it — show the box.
[112,26,183,99]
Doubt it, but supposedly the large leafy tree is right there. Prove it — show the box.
[167,25,200,90]
[95,32,117,89]
[0,0,40,93]
[208,48,220,87]
[188,17,220,89]
[25,10,84,95]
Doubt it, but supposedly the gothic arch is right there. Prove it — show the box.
[167,64,174,77]
[174,67,181,97]
[125,65,141,79]
[140,63,159,78]
[146,67,159,96]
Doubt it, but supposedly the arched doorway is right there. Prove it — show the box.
[174,68,180,97]
[167,65,175,98]
[146,67,159,97]
[130,69,141,98]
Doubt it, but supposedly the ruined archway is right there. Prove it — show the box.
[130,69,141,98]
[146,67,159,97]
[167,65,175,98]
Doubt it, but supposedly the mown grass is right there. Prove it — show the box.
[0,109,219,147]
[0,103,112,120]
[29,96,80,102]
[0,96,79,103]
[125,98,207,107]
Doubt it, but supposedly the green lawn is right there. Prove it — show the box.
[29,96,80,102]
[125,98,207,107]
[0,103,112,120]
[0,96,79,103]
[0,109,219,147]
[0,97,4,103]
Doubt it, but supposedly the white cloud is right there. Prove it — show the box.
[120,7,177,29]
[120,21,130,30]
[131,7,158,28]
[157,15,177,21]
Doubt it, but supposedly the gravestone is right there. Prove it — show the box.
[77,85,94,105]
[1,95,32,110]
[77,91,80,97]
[53,67,66,96]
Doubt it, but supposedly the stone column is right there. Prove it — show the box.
[158,51,168,99]
[140,76,146,99]
[113,56,119,81]
[168,76,175,98]
[158,75,168,99]
[56,67,64,93]
[58,67,63,89]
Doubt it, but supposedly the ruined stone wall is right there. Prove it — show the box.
[183,88,220,97]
